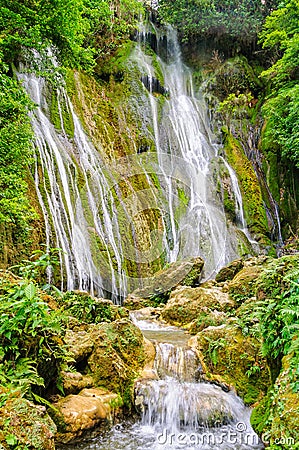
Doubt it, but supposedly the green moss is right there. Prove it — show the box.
[88,319,145,407]
[196,325,270,405]
[50,85,74,138]
[0,390,56,449]
[224,132,269,242]
[251,353,299,448]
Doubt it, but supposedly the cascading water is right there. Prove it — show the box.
[17,72,128,302]
[132,21,253,279]
[18,17,255,299]
[64,312,263,449]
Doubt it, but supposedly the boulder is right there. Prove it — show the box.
[64,330,94,362]
[124,257,204,309]
[160,285,235,327]
[87,319,145,395]
[228,265,262,303]
[215,258,244,282]
[54,388,120,443]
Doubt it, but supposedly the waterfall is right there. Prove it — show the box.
[131,21,251,279]
[17,72,127,302]
[18,19,255,300]
[134,316,263,450]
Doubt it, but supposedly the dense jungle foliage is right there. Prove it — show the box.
[0,0,298,447]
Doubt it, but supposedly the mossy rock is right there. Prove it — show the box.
[160,284,235,327]
[251,353,299,449]
[189,310,228,335]
[0,389,56,449]
[215,258,244,282]
[223,133,270,244]
[228,264,263,304]
[194,324,270,405]
[87,319,145,405]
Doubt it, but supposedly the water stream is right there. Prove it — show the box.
[18,20,255,298]
[61,312,263,450]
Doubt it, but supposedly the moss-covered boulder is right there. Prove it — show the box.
[0,390,56,450]
[124,257,204,309]
[215,258,244,282]
[160,284,235,327]
[87,319,145,404]
[191,323,270,405]
[228,263,263,304]
[63,318,146,407]
[251,353,299,449]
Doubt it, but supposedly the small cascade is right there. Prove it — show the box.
[57,313,264,449]
[154,342,199,381]
[133,315,263,450]
[220,157,259,249]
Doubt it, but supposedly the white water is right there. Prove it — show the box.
[62,312,263,450]
[132,22,251,279]
[17,72,127,301]
[18,20,255,298]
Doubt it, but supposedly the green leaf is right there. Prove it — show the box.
[6,434,18,446]
[24,282,37,300]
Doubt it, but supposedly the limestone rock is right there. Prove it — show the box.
[160,285,235,326]
[124,257,204,308]
[138,337,158,380]
[55,388,119,443]
[215,258,244,282]
[61,371,94,395]
[65,329,94,362]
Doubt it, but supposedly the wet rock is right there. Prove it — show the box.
[138,337,158,380]
[215,258,244,282]
[188,309,228,334]
[54,388,120,443]
[124,257,204,309]
[160,285,235,326]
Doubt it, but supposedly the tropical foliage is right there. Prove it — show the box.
[157,0,279,49]
[259,0,299,166]
[0,74,36,253]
